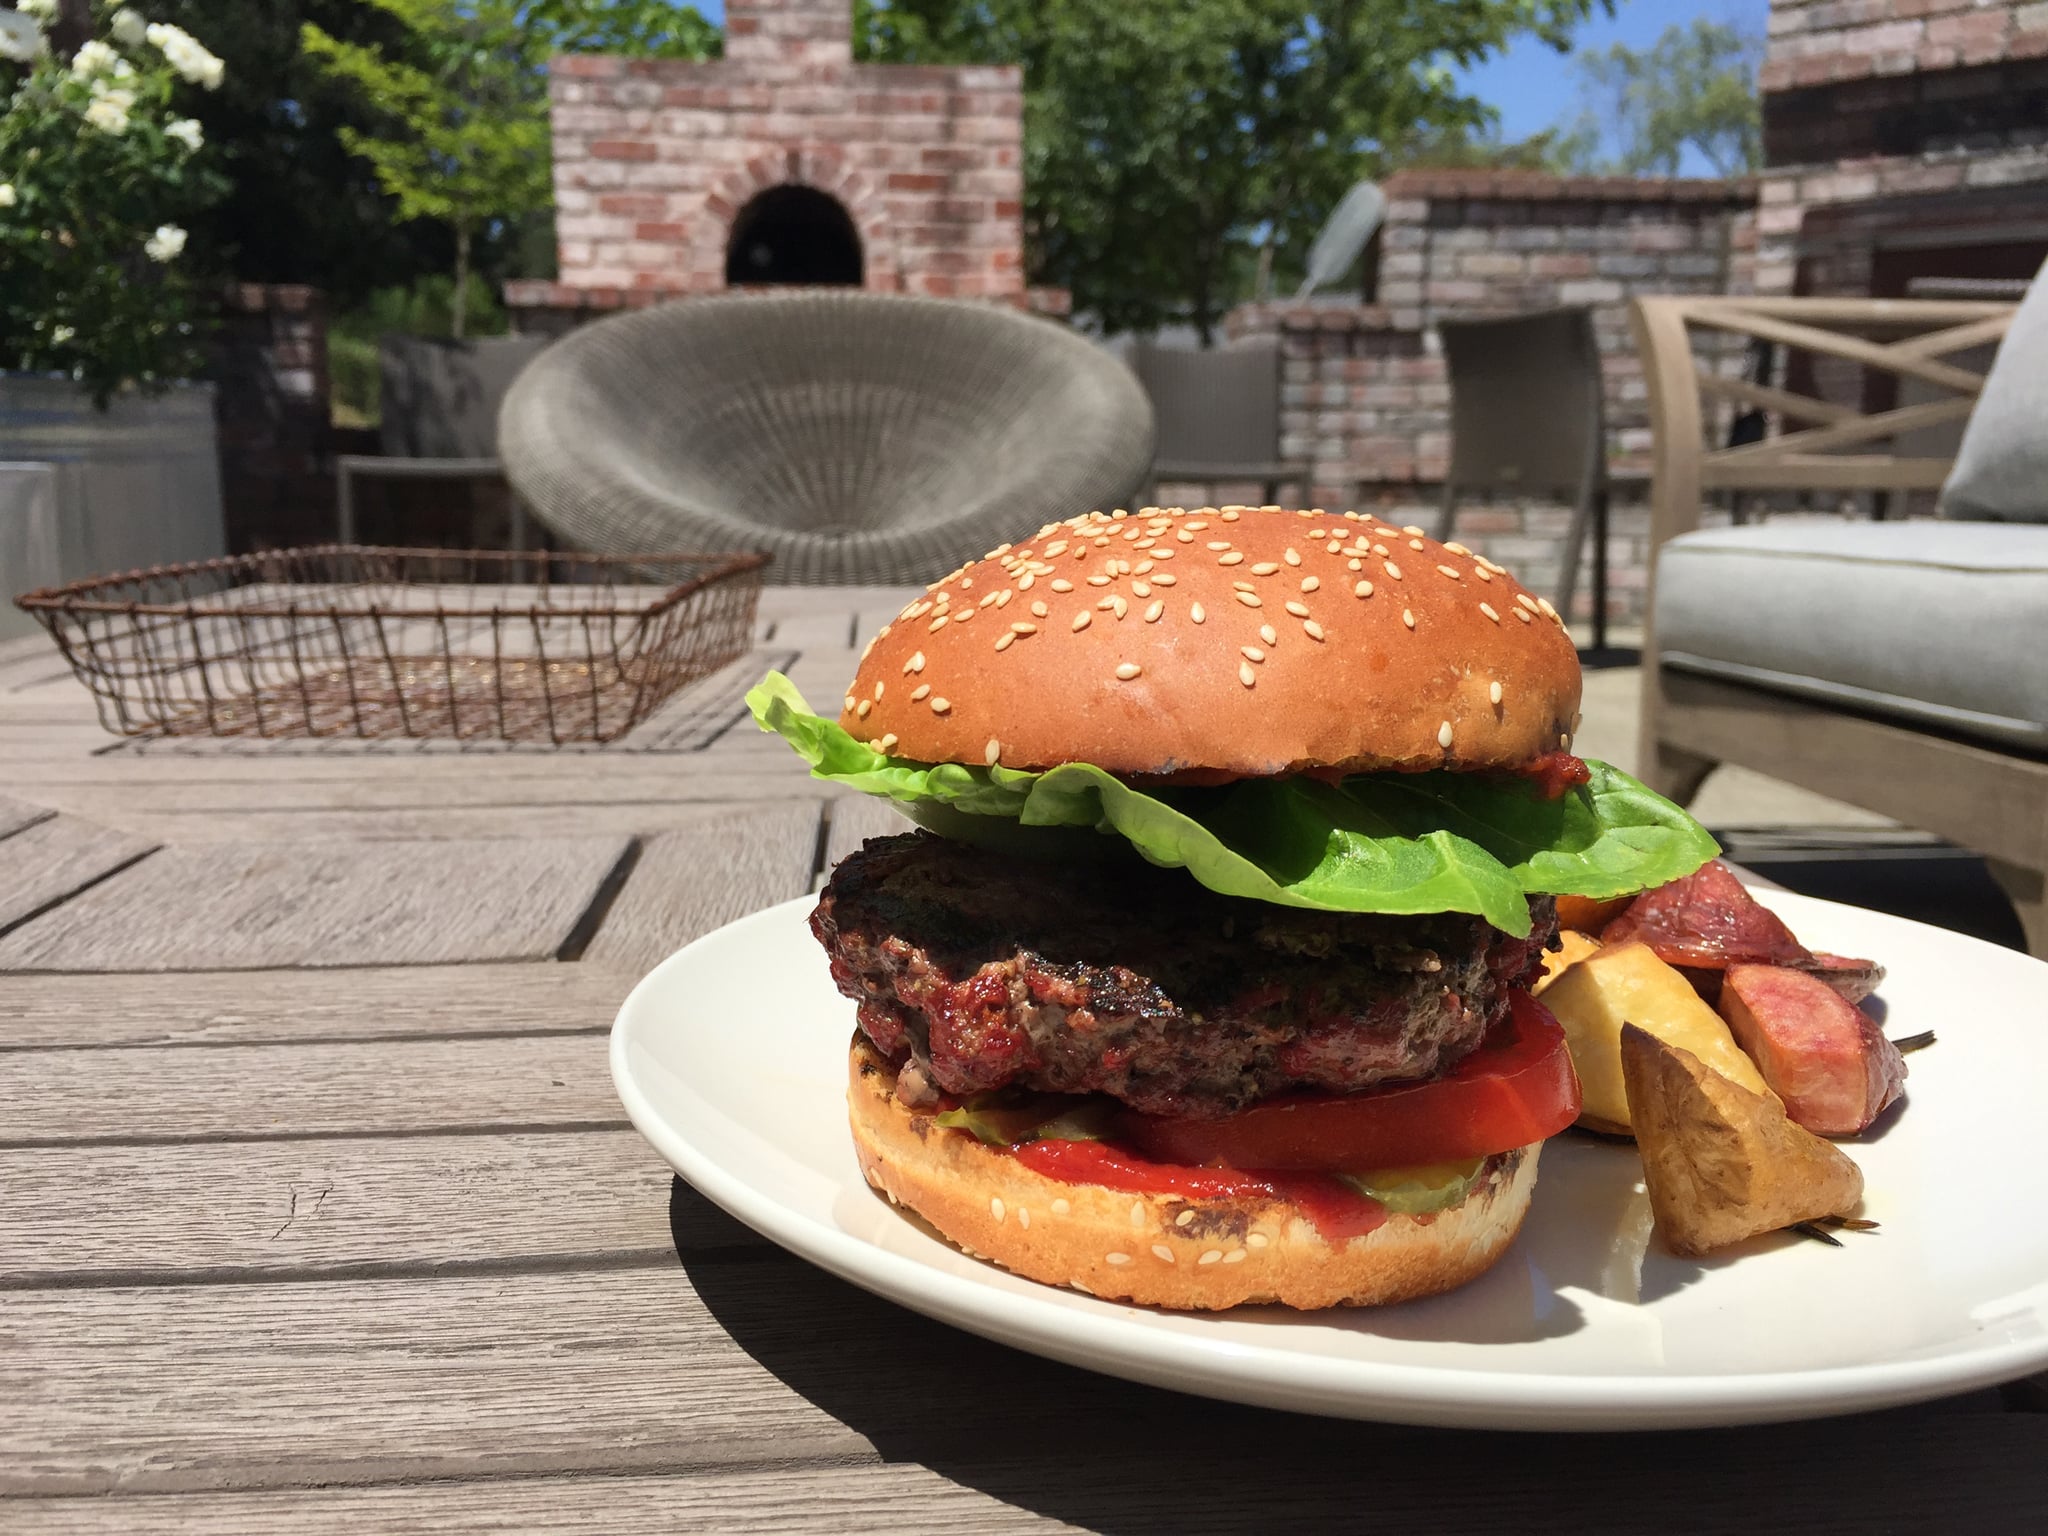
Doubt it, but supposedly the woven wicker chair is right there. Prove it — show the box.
[498,292,1157,585]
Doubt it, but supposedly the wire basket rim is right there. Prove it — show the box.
[14,544,773,622]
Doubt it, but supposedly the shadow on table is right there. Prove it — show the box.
[669,1179,2043,1535]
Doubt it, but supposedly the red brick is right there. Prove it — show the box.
[590,139,657,162]
[887,172,946,192]
[634,221,686,241]
[597,194,668,217]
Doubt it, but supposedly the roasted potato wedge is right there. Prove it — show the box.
[1539,941,1774,1134]
[1620,1024,1865,1256]
[1555,893,1633,933]
[1534,930,1601,995]
[1719,964,1906,1136]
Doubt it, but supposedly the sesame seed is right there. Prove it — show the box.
[1439,721,1454,749]
[1106,1252,1132,1266]
[1112,597,1128,619]
[985,738,1002,763]
[995,589,1013,606]
[1218,552,1245,567]
[1190,603,1206,624]
[1151,1244,1176,1263]
[877,733,898,752]
[979,591,999,609]
[1223,1248,1247,1264]
[1480,602,1500,623]
[1258,624,1278,646]
[1354,579,1373,597]
[1050,579,1074,593]
[1207,541,1231,552]
[994,633,1014,651]
[930,697,951,714]
[1017,573,1035,591]
[951,607,975,623]
[1516,592,1539,610]
[1087,575,1111,587]
[1348,558,1363,571]
[1384,561,1404,580]
[1444,541,1471,556]
[1072,611,1092,632]
[1242,645,1265,662]
[1404,525,1426,537]
[1199,1250,1221,1266]
[1044,540,1068,556]
[1144,600,1164,622]
[1403,608,1416,628]
[843,695,855,712]
[1152,573,1176,586]
[1031,600,1049,618]
[1011,622,1037,634]
[1471,566,1493,583]
[1538,597,1560,620]
[1051,1198,1070,1215]
[1177,530,1195,543]
[1284,600,1310,618]
[1131,1203,1146,1227]
[1239,662,1257,688]
[911,684,931,702]
[1132,581,1151,597]
[1303,620,1325,641]
[1300,576,1320,593]
[873,679,886,698]
[1175,1209,1196,1227]
[1409,538,1427,552]
[1018,1207,1031,1229]
[1284,548,1302,566]
[1135,560,1154,574]
[1220,509,1240,521]
[1516,609,1534,623]
[856,700,872,718]
[1373,543,1390,557]
[991,1197,1005,1222]
[1235,591,1261,608]
[1437,564,1461,580]
[907,651,925,673]
[929,615,948,632]
[1115,662,1142,681]
[1490,681,1504,705]
[1251,561,1280,575]
[1247,1232,1269,1249]
[1185,519,1209,531]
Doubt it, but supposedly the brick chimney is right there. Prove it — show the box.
[723,0,852,67]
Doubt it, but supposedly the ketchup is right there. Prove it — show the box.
[1521,751,1590,800]
[1009,1138,1389,1242]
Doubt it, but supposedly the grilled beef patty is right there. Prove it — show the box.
[813,831,1555,1119]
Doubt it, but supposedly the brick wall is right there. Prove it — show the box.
[508,0,1024,316]
[209,284,336,553]
[1218,174,1756,623]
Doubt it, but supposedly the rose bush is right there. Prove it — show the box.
[0,5,227,405]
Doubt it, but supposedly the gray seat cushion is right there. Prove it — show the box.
[1942,258,2046,522]
[1657,520,2048,753]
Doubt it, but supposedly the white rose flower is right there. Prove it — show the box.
[145,22,225,89]
[83,94,132,136]
[18,0,59,19]
[51,325,75,346]
[71,39,122,77]
[111,9,148,47]
[0,12,46,62]
[145,224,187,262]
[166,117,204,153]
[0,184,15,210]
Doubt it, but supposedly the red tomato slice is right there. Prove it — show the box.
[1117,990,1582,1172]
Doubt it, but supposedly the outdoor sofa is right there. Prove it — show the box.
[1631,282,2048,957]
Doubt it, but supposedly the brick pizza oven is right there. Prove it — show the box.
[506,0,1027,330]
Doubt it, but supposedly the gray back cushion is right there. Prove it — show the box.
[1943,258,2048,522]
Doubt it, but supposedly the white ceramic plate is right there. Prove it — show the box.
[612,889,2048,1430]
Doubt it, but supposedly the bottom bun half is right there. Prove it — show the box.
[848,1035,1541,1311]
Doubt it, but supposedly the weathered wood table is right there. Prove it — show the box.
[3,586,2044,1533]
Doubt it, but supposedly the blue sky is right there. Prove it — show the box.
[696,0,1767,172]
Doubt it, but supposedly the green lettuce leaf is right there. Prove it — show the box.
[747,673,1716,937]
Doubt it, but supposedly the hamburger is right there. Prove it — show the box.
[750,505,1716,1309]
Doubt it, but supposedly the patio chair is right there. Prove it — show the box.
[1128,335,1310,508]
[336,334,550,546]
[497,292,1156,585]
[1431,306,1616,648]
[1630,289,2048,955]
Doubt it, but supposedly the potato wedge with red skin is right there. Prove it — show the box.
[1717,965,1906,1136]
[1620,1025,1865,1257]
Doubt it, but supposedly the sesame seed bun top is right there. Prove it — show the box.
[841,505,1582,781]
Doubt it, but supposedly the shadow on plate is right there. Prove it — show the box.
[666,1177,2031,1535]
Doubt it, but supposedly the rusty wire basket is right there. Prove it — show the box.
[15,546,769,744]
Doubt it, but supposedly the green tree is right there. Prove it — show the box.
[1558,17,1761,177]
[855,0,1606,339]
[298,1,714,331]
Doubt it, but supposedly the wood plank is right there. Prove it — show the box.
[0,792,53,840]
[581,804,820,976]
[1,1259,2036,1507]
[0,816,158,935]
[0,1033,621,1144]
[0,964,628,1050]
[823,795,913,874]
[0,1267,872,1495]
[1,1467,1070,1534]
[0,837,630,972]
[0,1131,682,1284]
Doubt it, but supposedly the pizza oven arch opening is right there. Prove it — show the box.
[724,185,864,287]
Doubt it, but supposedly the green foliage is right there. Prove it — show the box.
[855,0,1606,337]
[747,673,1718,937]
[1557,18,1762,177]
[1387,121,1577,174]
[0,4,230,405]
